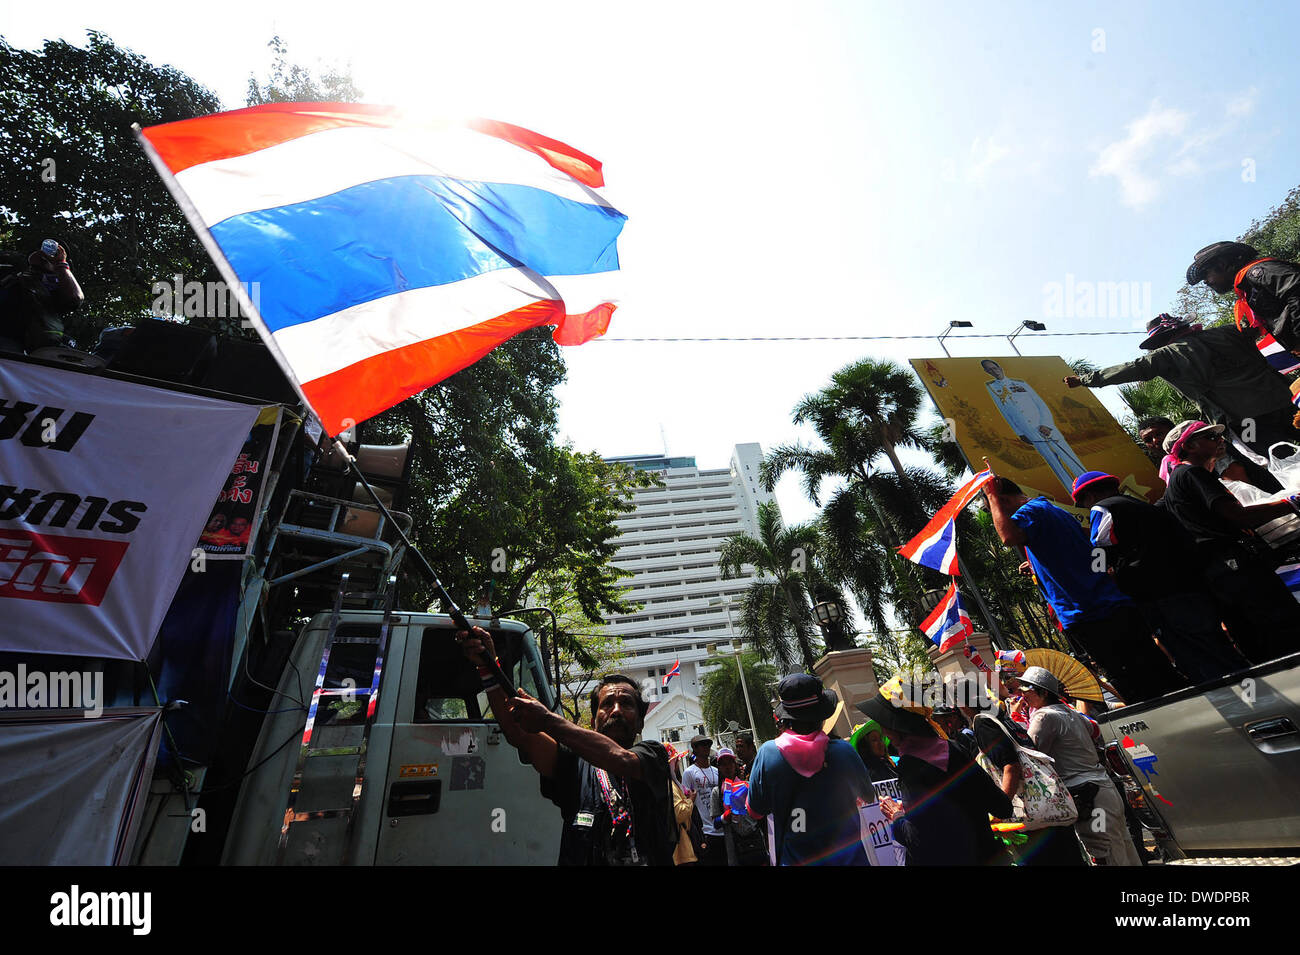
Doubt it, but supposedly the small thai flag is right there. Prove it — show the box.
[899,470,994,575]
[722,778,749,817]
[1257,332,1300,375]
[663,659,680,687]
[919,580,975,652]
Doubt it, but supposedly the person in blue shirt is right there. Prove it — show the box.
[984,476,1189,703]
[746,673,875,865]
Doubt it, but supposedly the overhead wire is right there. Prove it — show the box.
[592,330,1145,342]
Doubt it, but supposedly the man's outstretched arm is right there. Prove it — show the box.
[506,693,645,780]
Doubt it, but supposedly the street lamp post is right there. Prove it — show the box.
[937,320,973,357]
[1006,320,1046,356]
[813,599,845,650]
[711,597,759,741]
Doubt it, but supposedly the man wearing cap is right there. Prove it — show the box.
[1072,469,1247,683]
[682,734,725,865]
[1159,421,1300,664]
[746,673,875,865]
[1188,240,1300,352]
[1017,667,1140,865]
[1064,313,1296,489]
[984,476,1189,702]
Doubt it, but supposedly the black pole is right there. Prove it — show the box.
[337,438,517,696]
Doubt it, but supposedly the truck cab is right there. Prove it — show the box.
[223,611,562,865]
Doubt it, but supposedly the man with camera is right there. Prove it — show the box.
[0,239,83,354]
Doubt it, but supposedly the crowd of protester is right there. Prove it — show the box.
[445,237,1300,866]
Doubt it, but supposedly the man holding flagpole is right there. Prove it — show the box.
[982,476,1188,703]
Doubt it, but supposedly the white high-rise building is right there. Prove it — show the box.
[599,443,779,746]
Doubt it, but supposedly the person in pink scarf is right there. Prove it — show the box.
[745,673,875,865]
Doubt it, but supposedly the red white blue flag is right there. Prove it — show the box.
[919,580,974,652]
[722,778,748,817]
[663,659,680,687]
[898,469,994,575]
[1257,332,1300,375]
[138,103,625,436]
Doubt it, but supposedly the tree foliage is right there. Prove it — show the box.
[700,651,778,742]
[246,36,363,105]
[0,31,223,346]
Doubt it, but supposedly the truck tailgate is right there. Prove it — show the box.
[1099,653,1300,853]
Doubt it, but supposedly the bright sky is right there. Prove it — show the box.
[7,0,1300,536]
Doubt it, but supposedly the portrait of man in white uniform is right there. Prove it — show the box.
[981,359,1088,493]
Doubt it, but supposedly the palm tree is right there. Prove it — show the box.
[763,358,948,631]
[700,651,778,742]
[718,500,822,672]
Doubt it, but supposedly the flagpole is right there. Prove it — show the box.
[958,561,1008,652]
[338,439,518,696]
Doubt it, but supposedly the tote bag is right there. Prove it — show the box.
[973,713,1078,831]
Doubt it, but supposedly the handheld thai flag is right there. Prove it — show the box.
[898,469,994,575]
[136,103,625,436]
[663,659,680,687]
[919,580,974,652]
[1257,332,1300,375]
[722,778,748,818]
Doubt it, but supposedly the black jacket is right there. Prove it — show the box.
[1238,258,1300,352]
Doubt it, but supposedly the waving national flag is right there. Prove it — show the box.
[663,659,681,687]
[137,103,625,436]
[919,580,974,651]
[1257,332,1300,375]
[898,469,994,575]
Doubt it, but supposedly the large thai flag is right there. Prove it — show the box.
[1257,332,1300,375]
[898,469,994,575]
[663,659,681,687]
[919,580,974,651]
[137,103,625,436]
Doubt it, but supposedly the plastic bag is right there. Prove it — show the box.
[1224,478,1300,547]
[1268,442,1300,493]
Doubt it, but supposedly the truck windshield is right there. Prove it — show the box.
[413,624,554,722]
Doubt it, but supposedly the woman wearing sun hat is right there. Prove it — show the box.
[1017,666,1139,865]
[858,678,1013,866]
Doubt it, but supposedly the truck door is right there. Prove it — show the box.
[374,619,562,864]
[1103,653,1300,853]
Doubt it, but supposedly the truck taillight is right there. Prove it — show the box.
[1104,740,1132,777]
